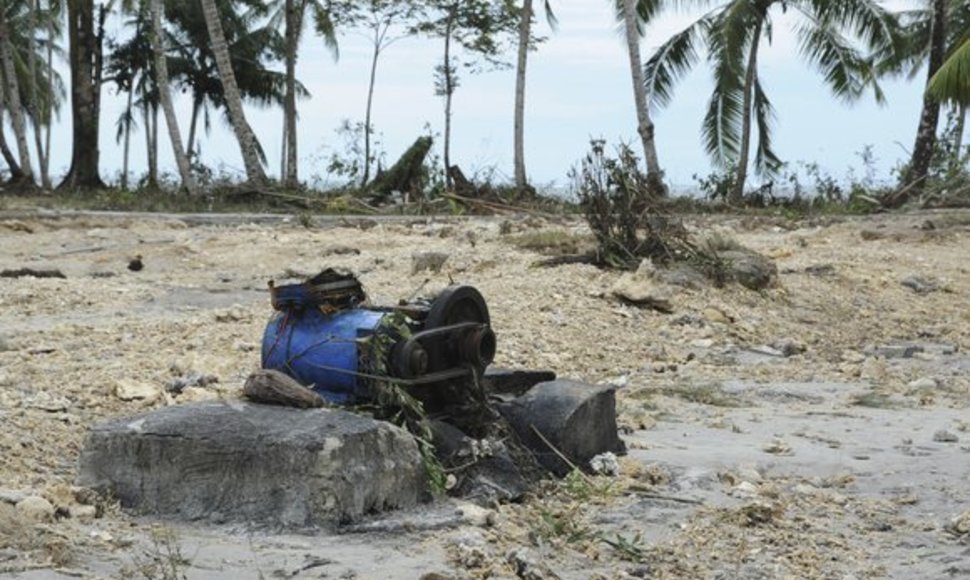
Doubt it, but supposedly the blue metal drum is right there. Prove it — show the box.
[261,307,386,404]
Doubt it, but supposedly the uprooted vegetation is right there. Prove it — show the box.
[550,141,778,291]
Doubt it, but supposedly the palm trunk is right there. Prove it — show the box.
[151,0,196,194]
[731,20,762,204]
[283,0,299,188]
[200,0,267,185]
[121,87,134,190]
[621,0,664,195]
[29,0,51,189]
[0,97,25,182]
[954,105,966,161]
[0,19,36,187]
[513,0,532,191]
[43,1,53,187]
[143,103,159,189]
[362,29,382,187]
[443,7,455,189]
[59,0,104,190]
[897,0,946,204]
[187,97,202,157]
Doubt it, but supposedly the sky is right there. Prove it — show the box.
[38,0,942,193]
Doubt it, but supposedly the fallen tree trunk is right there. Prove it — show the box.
[367,136,432,203]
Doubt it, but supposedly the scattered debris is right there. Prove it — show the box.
[900,274,940,294]
[114,380,161,403]
[0,268,66,279]
[932,430,959,443]
[243,369,324,409]
[589,452,620,476]
[411,251,450,274]
[127,254,144,272]
[167,372,219,395]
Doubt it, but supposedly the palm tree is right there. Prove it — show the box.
[199,0,267,185]
[60,0,105,190]
[0,3,36,187]
[167,1,299,167]
[644,0,896,202]
[878,0,968,205]
[265,0,341,188]
[513,0,555,192]
[149,0,196,193]
[618,0,665,195]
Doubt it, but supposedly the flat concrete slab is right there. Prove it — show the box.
[76,401,426,528]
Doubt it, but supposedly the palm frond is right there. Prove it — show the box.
[642,13,712,108]
[752,77,781,175]
[928,36,970,105]
[311,3,339,61]
[794,16,872,103]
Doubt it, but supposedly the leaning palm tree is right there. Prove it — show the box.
[0,0,38,187]
[199,0,267,185]
[513,0,555,192]
[618,0,665,196]
[149,0,196,193]
[877,0,969,205]
[644,0,897,202]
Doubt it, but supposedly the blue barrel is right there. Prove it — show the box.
[261,307,386,404]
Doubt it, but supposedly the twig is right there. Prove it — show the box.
[441,192,561,219]
[529,424,592,484]
[626,485,704,505]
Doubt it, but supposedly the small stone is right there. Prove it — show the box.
[214,305,249,323]
[732,481,759,497]
[933,430,959,443]
[68,504,98,520]
[771,338,806,357]
[691,338,715,349]
[0,489,29,505]
[610,275,675,313]
[411,251,449,274]
[703,307,732,324]
[589,452,620,476]
[900,275,940,294]
[763,438,792,455]
[908,377,938,390]
[114,380,161,403]
[15,496,54,522]
[948,510,970,536]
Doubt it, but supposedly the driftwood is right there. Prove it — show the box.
[368,136,433,202]
[243,369,325,409]
[0,267,66,279]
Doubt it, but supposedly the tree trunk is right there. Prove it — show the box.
[730,19,762,204]
[143,103,158,189]
[59,0,104,190]
[187,97,202,157]
[283,0,299,188]
[200,0,267,186]
[0,19,35,187]
[442,8,455,189]
[43,2,54,188]
[362,27,383,187]
[29,0,50,190]
[0,98,25,182]
[513,0,532,191]
[151,0,196,194]
[897,0,946,204]
[121,87,134,190]
[621,0,664,195]
[954,105,966,162]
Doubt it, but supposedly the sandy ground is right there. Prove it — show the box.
[0,208,968,579]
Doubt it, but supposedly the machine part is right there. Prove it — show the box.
[261,276,496,406]
[424,285,493,375]
[270,268,366,312]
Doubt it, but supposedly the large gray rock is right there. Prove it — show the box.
[497,380,625,476]
[482,367,556,397]
[76,401,426,528]
[720,250,778,290]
